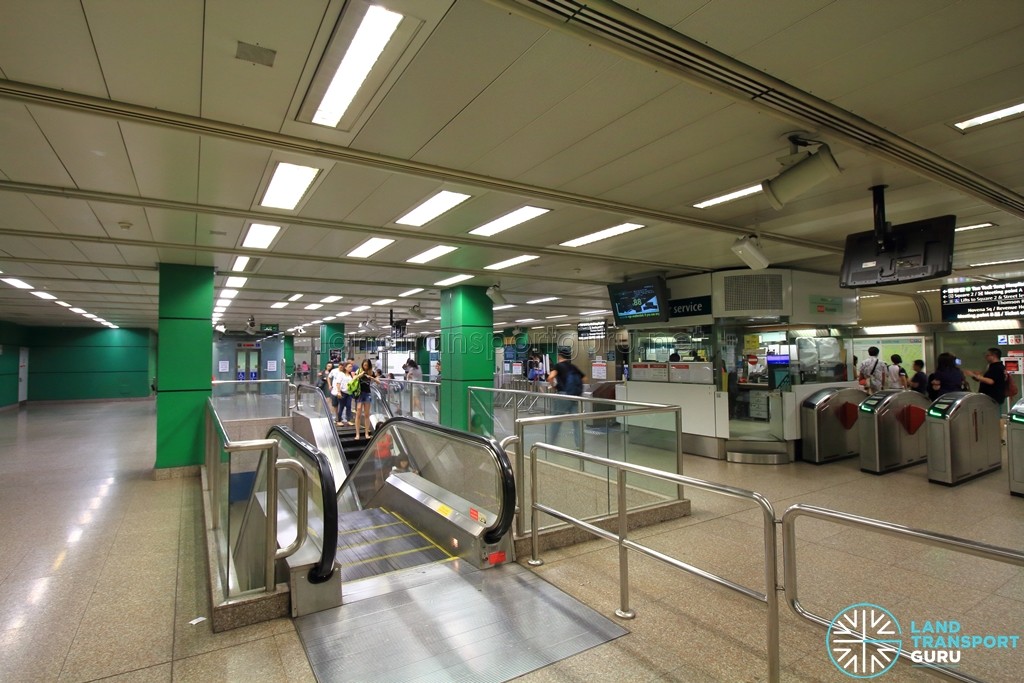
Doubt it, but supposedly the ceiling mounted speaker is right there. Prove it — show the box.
[409,304,423,317]
[762,143,841,210]
[730,235,770,270]
[486,285,507,306]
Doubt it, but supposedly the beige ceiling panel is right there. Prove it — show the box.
[121,123,201,203]
[27,107,139,195]
[156,247,200,265]
[197,137,274,208]
[73,241,128,266]
[89,202,153,241]
[303,163,393,224]
[85,0,202,113]
[670,0,834,57]
[0,193,63,234]
[202,0,328,128]
[28,196,105,237]
[0,1,106,95]
[345,174,456,228]
[113,246,162,269]
[352,1,546,158]
[0,102,76,187]
[22,236,91,262]
[195,214,245,249]
[148,208,199,245]
[414,32,620,170]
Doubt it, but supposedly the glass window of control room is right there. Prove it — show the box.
[627,326,714,370]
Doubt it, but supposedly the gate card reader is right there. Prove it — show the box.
[858,390,931,474]
[800,388,865,463]
[925,391,1001,486]
[1006,398,1024,496]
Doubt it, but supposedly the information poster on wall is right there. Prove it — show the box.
[852,337,925,371]
[591,360,607,380]
[218,360,229,372]
[266,360,277,372]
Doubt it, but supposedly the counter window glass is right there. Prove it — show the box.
[626,327,714,384]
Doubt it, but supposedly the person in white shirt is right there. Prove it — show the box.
[328,363,346,425]
[858,346,886,394]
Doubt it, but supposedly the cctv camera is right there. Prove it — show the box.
[731,235,770,270]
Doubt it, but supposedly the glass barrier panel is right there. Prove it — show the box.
[211,380,290,420]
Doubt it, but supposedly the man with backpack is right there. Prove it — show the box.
[966,347,1008,410]
[857,346,886,394]
[547,348,586,449]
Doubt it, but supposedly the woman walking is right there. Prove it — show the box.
[353,359,379,440]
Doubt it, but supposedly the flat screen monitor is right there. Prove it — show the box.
[608,277,670,325]
[577,320,607,340]
[838,215,955,288]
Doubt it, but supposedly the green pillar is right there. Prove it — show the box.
[284,335,294,377]
[320,323,346,369]
[156,263,213,469]
[416,337,430,376]
[440,285,493,431]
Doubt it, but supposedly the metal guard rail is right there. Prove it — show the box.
[527,442,779,683]
[782,503,1024,683]
[376,415,516,546]
[265,426,339,584]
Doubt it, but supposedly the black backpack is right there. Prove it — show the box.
[562,365,584,396]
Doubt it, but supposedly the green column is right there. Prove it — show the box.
[284,335,294,377]
[156,263,213,469]
[440,285,493,431]
[320,323,346,368]
[416,337,430,377]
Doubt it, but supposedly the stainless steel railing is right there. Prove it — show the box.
[781,503,1024,683]
[527,442,780,683]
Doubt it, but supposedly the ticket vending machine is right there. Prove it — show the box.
[925,392,1001,485]
[858,390,931,474]
[800,388,865,463]
[1006,399,1024,496]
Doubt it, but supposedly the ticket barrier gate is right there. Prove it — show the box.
[925,392,1001,485]
[1006,398,1024,496]
[858,390,930,474]
[800,388,865,463]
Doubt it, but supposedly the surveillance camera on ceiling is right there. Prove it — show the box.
[731,235,770,270]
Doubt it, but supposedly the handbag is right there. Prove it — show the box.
[347,375,361,395]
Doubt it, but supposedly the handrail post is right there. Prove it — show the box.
[527,444,543,567]
[274,458,309,560]
[516,409,526,537]
[264,442,279,593]
[614,467,635,619]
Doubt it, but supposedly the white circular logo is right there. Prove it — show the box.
[827,603,902,678]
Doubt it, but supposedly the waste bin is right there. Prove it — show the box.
[1006,398,1024,496]
[925,392,1001,485]
[800,388,865,463]
[858,390,930,474]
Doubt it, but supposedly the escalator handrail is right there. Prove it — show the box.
[264,425,338,584]
[361,415,516,545]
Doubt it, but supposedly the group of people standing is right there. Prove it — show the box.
[317,358,378,439]
[858,345,1009,406]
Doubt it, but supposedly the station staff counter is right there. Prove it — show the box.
[925,392,1001,486]
[857,390,930,474]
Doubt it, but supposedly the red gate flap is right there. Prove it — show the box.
[900,405,926,435]
[837,401,859,430]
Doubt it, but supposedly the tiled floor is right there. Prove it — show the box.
[1,400,1022,682]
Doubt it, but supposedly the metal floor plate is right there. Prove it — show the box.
[336,508,452,582]
[295,562,627,683]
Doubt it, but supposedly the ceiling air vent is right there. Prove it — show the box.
[235,41,276,68]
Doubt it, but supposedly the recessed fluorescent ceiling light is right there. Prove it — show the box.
[406,245,457,264]
[863,325,919,335]
[580,309,608,315]
[219,289,238,299]
[399,288,424,297]
[1,278,33,289]
[214,307,227,313]
[242,223,281,249]
[693,184,763,209]
[335,311,352,317]
[260,163,319,210]
[216,299,232,307]
[515,318,536,323]
[70,307,86,314]
[30,291,58,300]
[396,191,471,227]
[82,313,97,319]
[432,316,441,320]
[916,289,940,293]
[469,206,549,237]
[352,305,371,312]
[859,295,880,299]
[225,276,247,288]
[954,101,1024,131]
[560,222,643,248]
[231,256,250,271]
[321,295,342,303]
[288,294,303,301]
[969,258,1024,267]
[527,297,558,304]
[271,302,289,309]
[55,301,71,307]
[371,298,396,305]
[434,274,473,286]
[493,304,516,310]
[323,316,336,321]
[545,315,567,319]
[555,323,571,327]
[312,5,403,127]
[955,222,996,232]
[414,319,430,323]
[304,303,324,310]
[347,237,394,258]
[485,255,538,270]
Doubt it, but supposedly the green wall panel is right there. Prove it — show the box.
[24,327,154,400]
[0,321,24,407]
[156,390,207,468]
[30,372,150,400]
[158,263,214,319]
[158,319,213,390]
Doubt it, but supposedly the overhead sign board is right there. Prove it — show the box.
[941,282,1024,322]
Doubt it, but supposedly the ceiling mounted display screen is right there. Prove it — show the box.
[577,320,607,340]
[941,281,1024,322]
[839,215,955,288]
[608,277,669,326]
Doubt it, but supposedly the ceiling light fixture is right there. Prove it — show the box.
[30,291,58,300]
[304,303,324,310]
[1,278,33,289]
[693,184,762,209]
[406,245,457,264]
[396,191,471,226]
[954,101,1024,131]
[469,206,549,237]
[215,299,232,308]
[321,295,342,303]
[955,222,996,232]
[335,311,352,317]
[271,302,289,309]
[484,255,538,270]
[347,237,395,258]
[242,223,281,249]
[560,223,643,248]
[493,304,515,310]
[312,5,404,127]
[579,309,608,315]
[225,276,247,288]
[527,297,558,304]
[399,288,424,297]
[434,274,473,286]
[969,258,1024,268]
[231,256,250,271]
[352,305,371,312]
[260,163,319,210]
[288,294,303,301]
[371,298,396,306]
[55,301,71,307]
[219,289,239,299]
[70,307,86,314]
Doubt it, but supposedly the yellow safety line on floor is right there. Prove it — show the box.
[337,520,404,537]
[337,531,422,552]
[340,543,455,568]
[389,509,455,560]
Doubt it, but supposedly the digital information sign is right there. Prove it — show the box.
[577,321,607,340]
[941,282,1024,322]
